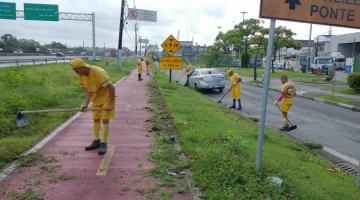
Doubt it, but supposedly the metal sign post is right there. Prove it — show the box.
[357,160,360,190]
[255,19,276,172]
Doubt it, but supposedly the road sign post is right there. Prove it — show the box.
[0,2,16,20]
[160,35,183,83]
[255,19,276,172]
[357,160,360,190]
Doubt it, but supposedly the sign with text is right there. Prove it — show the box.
[161,34,182,56]
[128,8,157,22]
[260,0,360,29]
[160,56,183,70]
[24,3,59,21]
[0,2,16,20]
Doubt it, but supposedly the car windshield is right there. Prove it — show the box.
[317,59,332,64]
[200,70,220,75]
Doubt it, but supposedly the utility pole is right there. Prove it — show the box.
[135,23,138,55]
[240,11,248,22]
[117,0,126,66]
[217,26,222,34]
[306,24,313,73]
[139,36,142,56]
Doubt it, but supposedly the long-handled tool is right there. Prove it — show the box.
[272,98,297,132]
[217,79,241,103]
[16,107,112,127]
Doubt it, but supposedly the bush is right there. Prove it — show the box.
[347,72,360,91]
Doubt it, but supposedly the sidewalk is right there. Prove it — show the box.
[0,69,188,200]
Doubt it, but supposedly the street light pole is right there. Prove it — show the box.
[217,26,222,34]
[240,11,248,22]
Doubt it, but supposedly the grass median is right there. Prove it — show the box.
[233,68,347,85]
[152,69,359,199]
[0,58,134,169]
[315,95,360,107]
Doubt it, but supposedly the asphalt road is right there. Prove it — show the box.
[0,55,85,67]
[168,69,360,161]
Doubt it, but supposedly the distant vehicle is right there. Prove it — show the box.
[80,52,87,56]
[331,52,346,70]
[13,50,23,54]
[188,68,225,93]
[310,57,334,74]
[56,52,65,57]
[0,48,3,52]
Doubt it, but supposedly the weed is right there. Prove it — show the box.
[159,190,173,200]
[304,142,323,150]
[48,173,75,183]
[8,188,44,200]
[39,165,58,174]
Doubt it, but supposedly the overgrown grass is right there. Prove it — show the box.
[152,69,360,200]
[315,95,360,106]
[0,58,134,169]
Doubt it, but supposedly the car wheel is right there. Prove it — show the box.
[195,84,200,91]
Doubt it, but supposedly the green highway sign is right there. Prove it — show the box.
[24,3,59,21]
[0,2,16,20]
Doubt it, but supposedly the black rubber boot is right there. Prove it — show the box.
[98,143,108,155]
[85,139,100,151]
[229,99,236,109]
[279,125,289,131]
[138,74,143,81]
[237,99,242,110]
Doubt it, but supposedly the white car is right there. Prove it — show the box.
[188,68,225,93]
[13,50,23,54]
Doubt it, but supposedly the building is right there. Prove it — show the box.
[175,41,207,61]
[314,32,360,58]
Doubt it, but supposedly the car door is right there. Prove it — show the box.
[188,71,198,88]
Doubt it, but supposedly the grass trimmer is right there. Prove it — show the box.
[16,107,112,127]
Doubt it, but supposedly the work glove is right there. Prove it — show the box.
[273,100,279,105]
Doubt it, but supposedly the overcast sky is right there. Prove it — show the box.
[1,0,359,50]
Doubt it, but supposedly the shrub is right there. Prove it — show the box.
[347,72,360,91]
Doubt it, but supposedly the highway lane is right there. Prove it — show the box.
[168,69,360,161]
[0,55,87,67]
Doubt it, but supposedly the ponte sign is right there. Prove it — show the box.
[260,0,360,29]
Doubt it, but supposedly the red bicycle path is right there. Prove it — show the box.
[0,69,191,200]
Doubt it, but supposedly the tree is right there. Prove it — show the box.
[272,26,302,72]
[43,42,67,51]
[0,34,20,52]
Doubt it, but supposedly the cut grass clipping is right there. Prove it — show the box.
[0,58,135,169]
[152,69,360,200]
[145,81,190,198]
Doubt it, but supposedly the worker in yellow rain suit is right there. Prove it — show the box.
[137,58,144,81]
[273,75,295,131]
[70,58,115,155]
[184,60,193,86]
[228,69,242,110]
[145,56,152,76]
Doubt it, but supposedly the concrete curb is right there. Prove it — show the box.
[0,75,128,183]
[243,81,360,112]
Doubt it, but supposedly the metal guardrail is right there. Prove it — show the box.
[0,57,89,67]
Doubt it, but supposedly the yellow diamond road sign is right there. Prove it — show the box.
[160,56,183,70]
[161,34,182,56]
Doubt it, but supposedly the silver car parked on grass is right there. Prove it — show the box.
[188,68,225,93]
